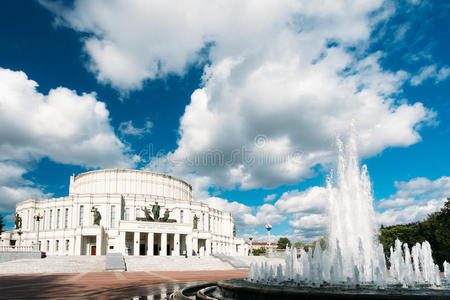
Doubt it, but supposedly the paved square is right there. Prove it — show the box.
[0,269,248,299]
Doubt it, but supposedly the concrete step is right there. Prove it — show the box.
[213,253,249,268]
[124,255,235,271]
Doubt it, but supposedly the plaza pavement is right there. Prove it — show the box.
[0,269,248,299]
[0,255,285,298]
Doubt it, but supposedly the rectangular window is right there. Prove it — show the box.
[49,210,53,229]
[56,240,59,251]
[208,215,211,232]
[57,209,61,229]
[202,213,205,230]
[64,208,69,229]
[135,207,139,220]
[180,210,184,224]
[79,205,84,226]
[124,207,130,221]
[65,240,69,251]
[46,240,50,251]
[111,206,116,228]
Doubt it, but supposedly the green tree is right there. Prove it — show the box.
[379,198,450,269]
[277,237,292,249]
[0,214,4,234]
[252,247,267,256]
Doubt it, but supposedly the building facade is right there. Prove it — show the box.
[0,169,247,257]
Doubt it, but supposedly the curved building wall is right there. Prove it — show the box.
[69,169,192,202]
[1,169,247,257]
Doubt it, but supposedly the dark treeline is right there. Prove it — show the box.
[379,198,450,268]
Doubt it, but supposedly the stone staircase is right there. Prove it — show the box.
[124,255,235,271]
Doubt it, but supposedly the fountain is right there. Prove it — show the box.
[172,133,450,299]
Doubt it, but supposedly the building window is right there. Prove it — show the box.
[64,208,69,229]
[49,210,53,229]
[111,206,116,228]
[65,240,69,251]
[202,213,205,231]
[135,207,140,220]
[180,210,184,224]
[57,209,61,229]
[208,215,211,232]
[46,240,50,251]
[56,240,59,251]
[124,207,130,221]
[79,205,84,226]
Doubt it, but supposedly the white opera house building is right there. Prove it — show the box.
[0,169,248,257]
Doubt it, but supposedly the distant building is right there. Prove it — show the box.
[0,169,248,257]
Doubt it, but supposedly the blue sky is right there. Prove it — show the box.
[0,0,448,242]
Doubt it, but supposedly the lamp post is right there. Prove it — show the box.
[265,224,272,253]
[249,235,253,256]
[34,213,44,250]
[17,229,23,247]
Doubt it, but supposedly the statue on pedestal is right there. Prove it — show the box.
[161,209,177,223]
[193,214,199,229]
[91,207,101,225]
[137,207,154,221]
[14,213,22,229]
[152,201,161,221]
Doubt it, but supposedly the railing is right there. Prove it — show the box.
[0,246,34,252]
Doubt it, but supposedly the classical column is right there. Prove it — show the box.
[161,233,167,256]
[133,232,140,256]
[174,233,180,256]
[206,239,211,256]
[147,232,154,256]
[186,234,193,256]
[192,237,198,255]
[119,231,127,255]
[75,236,82,255]
[96,233,103,256]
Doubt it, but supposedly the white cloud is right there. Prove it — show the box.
[0,162,51,212]
[263,193,277,202]
[410,65,450,86]
[118,120,153,136]
[376,176,449,225]
[0,67,136,212]
[275,187,327,214]
[0,67,134,169]
[44,1,436,192]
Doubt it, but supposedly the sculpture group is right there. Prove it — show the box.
[137,201,176,223]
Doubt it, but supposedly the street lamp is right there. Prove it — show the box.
[17,229,23,247]
[34,213,44,250]
[249,235,253,256]
[265,224,272,253]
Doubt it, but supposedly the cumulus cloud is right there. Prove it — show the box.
[410,65,450,86]
[376,176,450,225]
[263,194,277,202]
[0,67,135,211]
[118,119,153,136]
[0,67,134,168]
[0,162,51,212]
[43,1,436,191]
